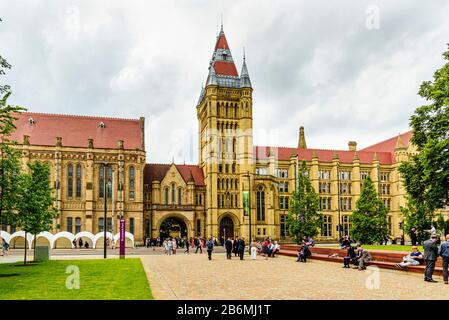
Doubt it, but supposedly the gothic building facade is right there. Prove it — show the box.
[2,26,447,248]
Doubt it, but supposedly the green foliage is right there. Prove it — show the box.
[401,196,433,243]
[286,161,322,243]
[0,93,26,226]
[350,177,388,244]
[399,44,449,211]
[16,161,58,238]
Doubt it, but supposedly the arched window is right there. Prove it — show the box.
[76,164,82,198]
[98,217,104,232]
[165,187,169,205]
[256,186,265,221]
[99,164,105,198]
[67,217,73,233]
[129,218,134,235]
[217,178,220,190]
[129,166,135,200]
[178,188,182,205]
[67,164,73,197]
[171,184,175,205]
[75,217,81,233]
[107,165,113,198]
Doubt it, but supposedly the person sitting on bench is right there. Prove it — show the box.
[355,244,372,270]
[396,246,423,268]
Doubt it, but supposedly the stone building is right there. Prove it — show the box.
[2,26,447,248]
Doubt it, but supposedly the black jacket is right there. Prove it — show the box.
[238,239,246,251]
[423,239,439,261]
[225,239,233,250]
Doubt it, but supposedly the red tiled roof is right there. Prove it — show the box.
[144,163,205,186]
[213,61,239,77]
[10,112,144,150]
[360,131,412,153]
[254,146,393,165]
[215,32,230,50]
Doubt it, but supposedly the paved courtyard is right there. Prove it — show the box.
[142,253,449,300]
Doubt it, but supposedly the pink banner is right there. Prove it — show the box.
[120,219,125,258]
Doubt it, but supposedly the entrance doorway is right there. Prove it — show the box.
[159,217,187,239]
[219,216,234,240]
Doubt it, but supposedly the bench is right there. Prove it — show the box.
[279,246,443,276]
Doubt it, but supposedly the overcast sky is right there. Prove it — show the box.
[1,0,448,163]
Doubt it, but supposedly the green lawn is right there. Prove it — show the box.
[0,258,153,300]
[323,244,423,252]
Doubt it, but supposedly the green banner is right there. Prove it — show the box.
[243,191,249,216]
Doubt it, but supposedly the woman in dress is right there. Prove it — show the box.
[250,239,258,260]
[232,237,239,257]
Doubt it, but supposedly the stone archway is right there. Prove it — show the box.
[159,217,188,239]
[219,216,234,240]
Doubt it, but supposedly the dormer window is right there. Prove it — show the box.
[28,117,35,125]
[99,121,106,128]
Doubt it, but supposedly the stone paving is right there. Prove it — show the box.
[141,252,449,300]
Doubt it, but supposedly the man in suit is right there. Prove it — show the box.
[438,234,449,285]
[225,237,233,260]
[238,237,246,260]
[423,234,439,282]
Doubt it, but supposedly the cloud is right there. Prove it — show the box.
[1,0,448,162]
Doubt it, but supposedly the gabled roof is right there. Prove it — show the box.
[360,131,412,153]
[144,163,205,186]
[10,112,144,150]
[254,146,393,165]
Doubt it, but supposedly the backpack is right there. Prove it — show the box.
[207,241,213,250]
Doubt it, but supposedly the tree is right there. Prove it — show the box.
[350,177,388,244]
[0,18,27,229]
[0,93,26,229]
[401,196,433,244]
[399,44,449,211]
[16,161,58,264]
[286,161,322,243]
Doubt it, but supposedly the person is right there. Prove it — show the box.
[206,238,214,260]
[250,239,258,260]
[423,234,439,282]
[438,234,449,285]
[112,238,116,250]
[84,241,89,249]
[172,238,177,254]
[340,236,351,249]
[304,236,315,247]
[262,238,270,260]
[195,237,202,254]
[296,244,311,262]
[78,238,83,248]
[396,246,423,268]
[168,239,173,255]
[232,237,239,257]
[343,244,356,268]
[72,238,77,248]
[355,245,372,270]
[184,238,191,254]
[410,228,417,246]
[2,238,9,256]
[146,237,150,248]
[272,241,280,257]
[268,241,275,258]
[225,237,233,259]
[106,238,110,248]
[238,237,246,260]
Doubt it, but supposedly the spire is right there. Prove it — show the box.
[210,26,239,77]
[240,50,252,88]
[395,133,406,151]
[188,169,195,183]
[206,64,218,86]
[298,126,307,149]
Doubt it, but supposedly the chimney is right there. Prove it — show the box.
[88,138,94,149]
[56,137,62,147]
[23,135,30,145]
[298,126,307,149]
[348,141,357,151]
[118,140,124,150]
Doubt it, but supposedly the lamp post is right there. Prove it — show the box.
[103,163,110,259]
